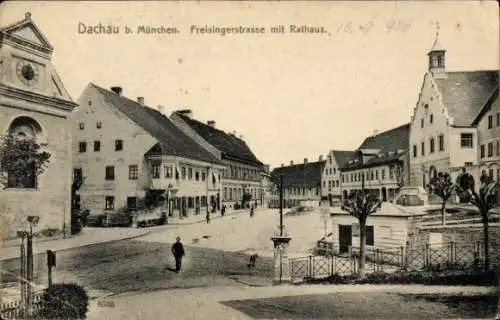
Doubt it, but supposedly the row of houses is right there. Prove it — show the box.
[0,14,266,239]
[73,85,266,220]
[270,33,499,208]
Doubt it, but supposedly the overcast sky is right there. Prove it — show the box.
[1,1,498,169]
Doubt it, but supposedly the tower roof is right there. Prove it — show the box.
[428,37,445,53]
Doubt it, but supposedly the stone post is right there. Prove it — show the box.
[271,235,291,285]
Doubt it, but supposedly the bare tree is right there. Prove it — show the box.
[428,172,454,226]
[456,169,498,272]
[342,188,381,277]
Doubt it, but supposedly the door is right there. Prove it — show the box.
[338,224,352,254]
[381,187,387,202]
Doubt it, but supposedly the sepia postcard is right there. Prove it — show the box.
[0,1,499,319]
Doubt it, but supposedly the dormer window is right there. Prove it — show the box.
[96,122,102,129]
[430,114,434,124]
[79,123,84,130]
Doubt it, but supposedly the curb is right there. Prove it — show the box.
[0,229,151,261]
[165,209,252,226]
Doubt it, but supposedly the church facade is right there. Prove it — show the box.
[0,13,78,239]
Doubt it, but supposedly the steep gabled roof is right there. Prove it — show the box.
[331,150,356,168]
[174,112,263,166]
[358,123,410,151]
[270,161,325,188]
[341,151,405,171]
[435,70,499,127]
[90,84,223,165]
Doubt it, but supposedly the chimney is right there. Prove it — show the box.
[372,129,379,137]
[304,158,308,164]
[157,105,164,114]
[207,120,216,128]
[137,97,144,106]
[110,86,122,96]
[239,134,244,140]
[319,155,323,161]
[281,163,284,167]
[290,160,294,166]
[177,109,193,118]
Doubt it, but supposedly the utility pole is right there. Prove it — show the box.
[279,174,283,236]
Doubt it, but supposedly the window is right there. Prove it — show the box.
[195,171,200,181]
[438,135,444,151]
[329,156,332,164]
[152,163,160,179]
[328,181,332,191]
[421,142,425,156]
[201,172,206,181]
[460,133,473,148]
[489,169,494,179]
[420,118,424,128]
[164,165,172,178]
[73,168,83,181]
[94,140,101,152]
[181,167,186,179]
[389,168,394,179]
[105,196,115,210]
[413,145,417,158]
[323,181,326,188]
[430,114,434,124]
[488,143,493,157]
[79,142,87,153]
[497,168,500,181]
[115,139,123,151]
[188,168,193,180]
[497,141,500,156]
[375,170,379,180]
[381,169,385,180]
[497,113,500,127]
[105,166,115,180]
[366,226,374,246]
[129,165,138,180]
[480,145,485,158]
[333,168,336,174]
[127,197,137,211]
[464,162,473,167]
[79,122,84,130]
[430,138,435,153]
[488,115,493,129]
[96,122,102,129]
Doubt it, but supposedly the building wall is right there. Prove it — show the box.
[321,151,342,198]
[477,97,500,181]
[73,86,157,215]
[409,72,456,187]
[269,186,322,208]
[330,214,409,251]
[0,106,73,238]
[341,162,403,201]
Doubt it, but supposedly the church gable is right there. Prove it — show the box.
[0,13,53,54]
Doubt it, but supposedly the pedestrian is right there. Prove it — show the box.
[250,204,254,217]
[171,236,185,273]
[221,205,226,217]
[206,210,210,224]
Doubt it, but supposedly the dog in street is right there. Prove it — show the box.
[247,254,258,270]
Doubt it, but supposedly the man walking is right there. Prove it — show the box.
[171,236,185,273]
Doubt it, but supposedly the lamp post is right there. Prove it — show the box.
[271,174,291,284]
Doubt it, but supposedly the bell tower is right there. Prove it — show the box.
[427,22,446,78]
